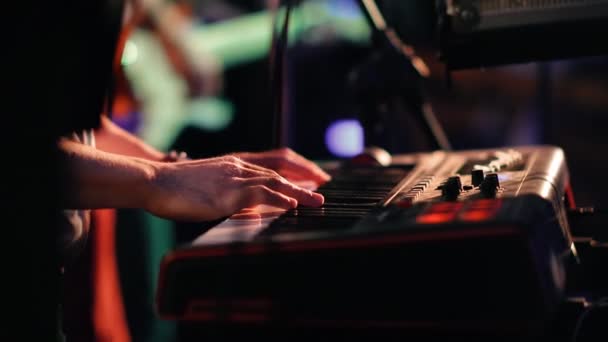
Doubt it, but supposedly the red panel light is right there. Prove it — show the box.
[416,212,458,224]
[459,199,502,222]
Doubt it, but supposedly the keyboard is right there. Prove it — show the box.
[156,145,576,337]
[260,165,411,235]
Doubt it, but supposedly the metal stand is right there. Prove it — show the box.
[353,0,451,152]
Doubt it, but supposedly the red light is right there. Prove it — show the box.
[427,202,462,212]
[459,209,495,222]
[459,199,502,222]
[468,199,500,209]
[416,212,457,224]
[426,202,464,213]
[416,202,465,224]
[395,198,413,208]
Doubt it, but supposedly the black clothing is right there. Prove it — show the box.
[6,1,124,340]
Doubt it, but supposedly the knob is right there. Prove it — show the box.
[480,173,500,198]
[459,5,481,28]
[471,169,485,187]
[442,176,462,200]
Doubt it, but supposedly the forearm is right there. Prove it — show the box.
[58,140,324,221]
[59,138,159,210]
[95,116,166,161]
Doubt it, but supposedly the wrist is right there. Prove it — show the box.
[141,160,169,214]
[126,158,162,210]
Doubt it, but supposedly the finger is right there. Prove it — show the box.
[271,155,331,184]
[190,155,260,169]
[274,169,325,183]
[281,149,328,172]
[221,156,281,178]
[235,150,331,184]
[238,158,282,175]
[259,149,330,183]
[236,165,280,178]
[238,185,298,210]
[214,157,277,178]
[275,148,330,181]
[290,179,318,191]
[240,177,324,207]
[231,212,262,220]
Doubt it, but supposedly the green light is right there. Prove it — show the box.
[186,97,235,132]
[187,1,371,69]
[121,40,139,66]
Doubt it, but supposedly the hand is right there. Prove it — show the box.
[162,150,189,162]
[146,155,324,221]
[232,148,331,185]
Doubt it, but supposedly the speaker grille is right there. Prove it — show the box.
[477,0,608,13]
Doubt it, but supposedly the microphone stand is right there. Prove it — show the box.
[353,0,451,152]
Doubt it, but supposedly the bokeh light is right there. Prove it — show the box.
[121,40,139,66]
[186,97,235,132]
[325,119,364,157]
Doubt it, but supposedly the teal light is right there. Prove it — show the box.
[186,97,235,132]
[188,1,371,69]
[121,40,139,66]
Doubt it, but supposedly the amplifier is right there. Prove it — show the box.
[438,0,608,68]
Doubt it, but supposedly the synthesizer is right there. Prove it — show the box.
[156,145,576,335]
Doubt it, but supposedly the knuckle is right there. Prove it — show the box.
[269,168,281,177]
[230,176,244,185]
[278,147,292,155]
[221,162,242,177]
[225,155,240,164]
[266,177,283,187]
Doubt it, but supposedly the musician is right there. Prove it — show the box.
[9,0,327,340]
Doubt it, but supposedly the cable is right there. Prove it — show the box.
[571,297,608,342]
[357,0,451,151]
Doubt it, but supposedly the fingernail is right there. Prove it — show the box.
[290,198,298,207]
[311,192,324,205]
[317,170,331,180]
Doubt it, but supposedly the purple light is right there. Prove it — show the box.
[325,119,364,157]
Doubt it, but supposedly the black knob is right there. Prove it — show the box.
[442,176,462,200]
[480,173,500,198]
[459,5,481,28]
[471,169,485,187]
